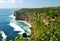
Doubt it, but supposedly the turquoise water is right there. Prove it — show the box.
[0,9,31,40]
[16,21,31,35]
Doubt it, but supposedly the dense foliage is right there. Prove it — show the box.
[15,7,60,41]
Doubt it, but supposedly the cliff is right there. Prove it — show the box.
[14,7,60,22]
[14,7,60,41]
[14,11,30,21]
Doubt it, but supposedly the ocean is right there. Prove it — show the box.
[0,9,31,40]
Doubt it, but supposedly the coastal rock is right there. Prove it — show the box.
[14,12,29,21]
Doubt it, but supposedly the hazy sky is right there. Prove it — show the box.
[0,0,60,8]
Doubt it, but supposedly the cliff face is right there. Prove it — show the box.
[14,7,60,22]
[14,11,29,21]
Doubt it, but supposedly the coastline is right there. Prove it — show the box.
[9,22,25,35]
[16,20,32,28]
[16,20,33,36]
[16,20,32,36]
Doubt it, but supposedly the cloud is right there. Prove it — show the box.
[0,0,23,8]
[18,0,23,3]
[0,0,23,3]
[0,0,5,3]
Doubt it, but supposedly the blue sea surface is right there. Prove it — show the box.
[0,9,19,39]
[0,9,31,40]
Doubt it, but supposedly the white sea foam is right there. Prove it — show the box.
[0,31,7,39]
[9,23,25,35]
[16,20,32,28]
[9,14,16,19]
[24,26,31,35]
[23,21,31,28]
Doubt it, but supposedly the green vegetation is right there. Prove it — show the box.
[14,35,30,41]
[15,7,60,41]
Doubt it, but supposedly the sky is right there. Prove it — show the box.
[0,0,60,9]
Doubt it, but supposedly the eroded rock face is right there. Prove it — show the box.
[14,12,29,21]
